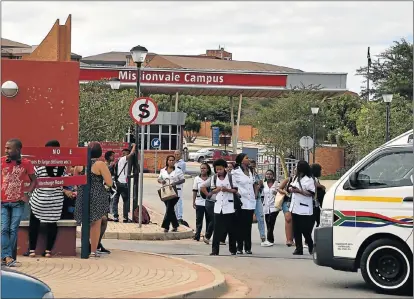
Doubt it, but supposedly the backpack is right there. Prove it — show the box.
[133,205,151,224]
[213,173,243,210]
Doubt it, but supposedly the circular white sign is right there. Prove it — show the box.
[299,136,314,149]
[129,97,159,125]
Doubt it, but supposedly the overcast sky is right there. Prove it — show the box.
[2,1,412,93]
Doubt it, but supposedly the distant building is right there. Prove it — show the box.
[1,38,82,61]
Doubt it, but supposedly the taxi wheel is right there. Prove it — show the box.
[360,238,413,295]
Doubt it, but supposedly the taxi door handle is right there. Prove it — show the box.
[403,197,413,202]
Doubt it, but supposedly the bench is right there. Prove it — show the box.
[17,220,77,256]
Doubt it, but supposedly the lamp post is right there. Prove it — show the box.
[311,107,319,164]
[382,94,393,142]
[130,45,148,225]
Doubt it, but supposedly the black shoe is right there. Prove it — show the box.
[293,249,303,255]
[98,244,111,254]
[245,250,252,255]
[172,227,178,232]
[193,236,200,241]
[163,229,169,233]
[230,252,236,256]
[123,218,130,223]
[114,218,119,223]
[308,245,314,255]
[210,252,218,256]
[236,251,243,255]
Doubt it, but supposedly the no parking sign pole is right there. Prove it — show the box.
[130,97,159,227]
[151,138,161,175]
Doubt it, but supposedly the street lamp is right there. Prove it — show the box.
[108,77,121,90]
[382,94,393,142]
[311,107,319,164]
[130,45,148,226]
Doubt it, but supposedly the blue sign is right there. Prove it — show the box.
[212,127,220,145]
[151,138,161,148]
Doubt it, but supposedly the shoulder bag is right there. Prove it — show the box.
[157,178,179,202]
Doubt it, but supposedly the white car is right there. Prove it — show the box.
[188,148,215,162]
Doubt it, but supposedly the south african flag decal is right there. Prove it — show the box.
[334,210,413,228]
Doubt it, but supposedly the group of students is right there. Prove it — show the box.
[187,153,325,256]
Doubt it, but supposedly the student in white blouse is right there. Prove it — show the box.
[157,155,186,233]
[208,159,238,256]
[261,170,280,247]
[232,153,256,255]
[192,162,213,241]
[288,160,316,255]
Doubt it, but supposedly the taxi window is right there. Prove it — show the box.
[357,151,413,188]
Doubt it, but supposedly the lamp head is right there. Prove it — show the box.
[311,107,320,115]
[130,45,148,64]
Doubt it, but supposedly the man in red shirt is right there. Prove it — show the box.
[1,139,36,267]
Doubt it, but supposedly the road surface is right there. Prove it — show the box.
[103,177,409,298]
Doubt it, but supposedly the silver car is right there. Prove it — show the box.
[188,148,215,162]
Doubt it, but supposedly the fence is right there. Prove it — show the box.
[256,155,298,183]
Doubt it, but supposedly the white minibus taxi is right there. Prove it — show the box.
[313,130,413,294]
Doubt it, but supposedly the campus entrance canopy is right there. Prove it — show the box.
[79,66,347,97]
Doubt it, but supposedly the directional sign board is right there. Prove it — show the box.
[151,138,161,149]
[129,97,159,125]
[299,136,314,150]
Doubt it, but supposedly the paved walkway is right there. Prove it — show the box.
[16,249,226,298]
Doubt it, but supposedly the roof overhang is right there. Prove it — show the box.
[79,66,348,97]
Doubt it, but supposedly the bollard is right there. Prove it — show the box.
[81,148,92,259]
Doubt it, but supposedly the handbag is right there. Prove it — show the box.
[274,192,285,210]
[157,179,179,202]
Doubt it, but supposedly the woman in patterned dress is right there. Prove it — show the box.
[28,140,67,258]
[75,142,113,257]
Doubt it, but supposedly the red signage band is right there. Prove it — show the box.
[36,175,87,187]
[22,147,88,166]
[79,68,288,87]
[26,157,87,166]
[99,141,129,161]
[23,147,87,157]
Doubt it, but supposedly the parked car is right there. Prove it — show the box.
[188,148,215,162]
[1,267,53,299]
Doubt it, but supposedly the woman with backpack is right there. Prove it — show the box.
[311,163,326,228]
[192,162,213,241]
[288,160,316,255]
[204,159,238,255]
[232,153,256,255]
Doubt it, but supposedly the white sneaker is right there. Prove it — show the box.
[304,243,308,249]
[261,241,274,247]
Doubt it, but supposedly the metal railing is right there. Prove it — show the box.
[256,156,298,182]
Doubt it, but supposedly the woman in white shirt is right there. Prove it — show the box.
[232,153,256,255]
[288,160,316,255]
[261,170,280,247]
[208,159,238,256]
[157,155,185,233]
[192,162,213,241]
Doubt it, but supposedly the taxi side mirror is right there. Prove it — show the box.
[348,172,358,189]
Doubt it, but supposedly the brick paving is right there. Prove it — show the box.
[16,249,223,298]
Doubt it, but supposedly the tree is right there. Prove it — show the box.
[254,90,323,178]
[357,39,413,100]
[211,121,232,135]
[79,81,135,143]
[343,94,412,159]
[184,116,201,143]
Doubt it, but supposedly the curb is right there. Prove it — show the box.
[76,225,194,241]
[76,205,194,241]
[137,251,228,298]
